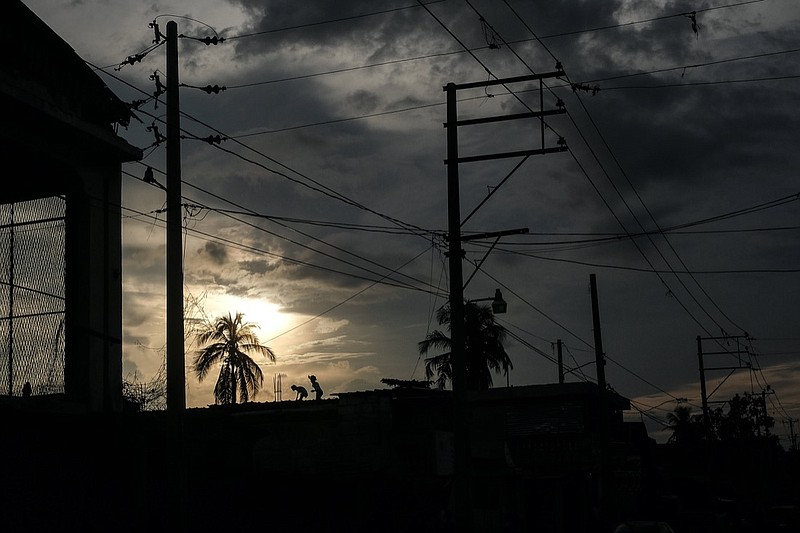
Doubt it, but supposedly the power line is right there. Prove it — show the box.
[125,165,443,295]
[494,273,694,403]
[217,1,780,94]
[476,0,756,340]
[232,100,446,138]
[484,247,800,275]
[475,267,593,351]
[227,50,465,91]
[501,2,753,341]
[123,200,445,347]
[415,0,564,140]
[224,1,448,41]
[93,62,434,242]
[603,74,800,90]
[178,118,435,240]
[224,65,799,138]
[525,0,766,41]
[457,1,795,410]
[120,197,443,297]
[473,190,800,247]
[262,246,436,344]
[197,207,441,237]
[629,400,673,428]
[220,44,799,95]
[583,47,800,86]
[417,1,746,400]
[463,1,779,397]
[188,184,442,294]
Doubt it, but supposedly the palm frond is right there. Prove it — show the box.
[193,342,227,380]
[419,301,512,390]
[418,330,451,355]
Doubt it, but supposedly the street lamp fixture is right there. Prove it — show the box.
[491,289,507,314]
[469,289,507,314]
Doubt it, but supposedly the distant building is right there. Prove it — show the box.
[0,0,141,412]
[161,382,646,533]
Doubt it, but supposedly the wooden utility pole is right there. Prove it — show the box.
[444,81,470,533]
[696,334,750,429]
[589,273,608,528]
[589,274,606,391]
[557,339,564,384]
[444,71,566,532]
[697,335,710,425]
[166,20,186,533]
[786,418,798,451]
[166,20,185,412]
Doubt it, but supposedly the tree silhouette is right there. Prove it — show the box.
[192,311,275,404]
[710,393,777,442]
[122,362,167,412]
[666,404,703,446]
[419,301,512,390]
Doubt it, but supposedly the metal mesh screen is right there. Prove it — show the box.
[0,197,66,397]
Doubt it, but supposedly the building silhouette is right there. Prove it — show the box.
[0,0,142,412]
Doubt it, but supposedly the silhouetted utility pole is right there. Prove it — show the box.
[589,273,608,528]
[696,334,750,428]
[165,20,186,533]
[444,70,566,533]
[557,339,564,384]
[589,274,606,391]
[785,418,798,451]
[758,388,774,436]
[166,20,185,412]
[697,335,709,426]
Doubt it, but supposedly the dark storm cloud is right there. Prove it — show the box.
[225,0,449,60]
[199,241,229,264]
[345,89,381,113]
[239,258,282,275]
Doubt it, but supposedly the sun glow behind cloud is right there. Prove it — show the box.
[203,293,292,347]
[185,292,298,406]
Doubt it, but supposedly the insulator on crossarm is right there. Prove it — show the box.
[150,72,165,97]
[200,36,224,46]
[149,21,162,44]
[202,85,226,94]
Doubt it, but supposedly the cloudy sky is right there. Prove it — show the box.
[23,0,800,443]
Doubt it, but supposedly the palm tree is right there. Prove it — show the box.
[419,301,512,390]
[192,311,275,404]
[666,404,701,445]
